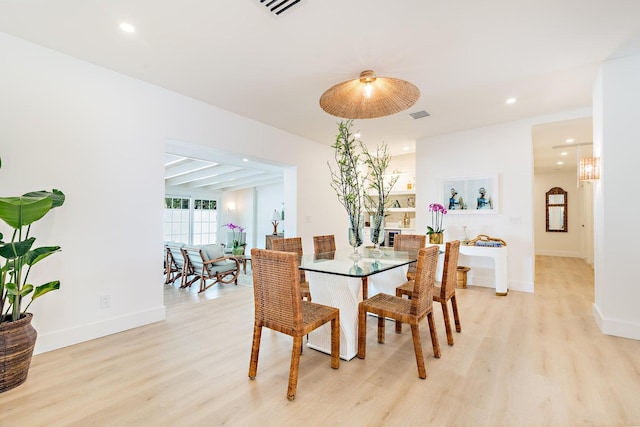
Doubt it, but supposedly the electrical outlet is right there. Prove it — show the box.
[100,294,111,309]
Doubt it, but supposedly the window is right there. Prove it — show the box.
[193,199,218,244]
[163,196,218,245]
[163,197,190,243]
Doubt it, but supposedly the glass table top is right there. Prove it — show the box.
[299,247,417,278]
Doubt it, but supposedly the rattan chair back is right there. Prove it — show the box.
[313,235,336,254]
[409,246,439,316]
[271,237,306,284]
[439,240,461,299]
[394,234,426,278]
[251,248,303,334]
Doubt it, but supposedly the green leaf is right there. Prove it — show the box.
[5,282,18,295]
[19,284,34,297]
[0,237,36,259]
[24,246,61,266]
[32,281,60,300]
[0,195,53,229]
[23,189,66,209]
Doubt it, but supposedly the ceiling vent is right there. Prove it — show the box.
[258,0,302,16]
[409,110,430,119]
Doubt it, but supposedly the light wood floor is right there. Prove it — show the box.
[1,257,639,426]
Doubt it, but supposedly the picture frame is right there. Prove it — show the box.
[441,174,499,214]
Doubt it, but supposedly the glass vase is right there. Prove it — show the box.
[348,215,364,259]
[369,214,385,256]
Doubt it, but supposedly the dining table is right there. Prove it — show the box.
[299,247,416,360]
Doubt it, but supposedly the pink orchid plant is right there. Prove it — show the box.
[427,203,447,234]
[223,223,246,248]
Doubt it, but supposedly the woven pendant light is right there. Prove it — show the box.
[319,70,420,119]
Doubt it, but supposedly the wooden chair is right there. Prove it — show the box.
[397,240,461,345]
[313,234,336,254]
[271,237,312,301]
[180,245,240,293]
[164,243,185,286]
[249,248,340,400]
[357,246,440,379]
[394,234,426,281]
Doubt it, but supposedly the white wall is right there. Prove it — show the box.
[592,52,640,340]
[534,171,583,257]
[255,183,285,247]
[1,33,343,353]
[415,109,591,293]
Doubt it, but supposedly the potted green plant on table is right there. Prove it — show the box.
[223,223,247,256]
[0,156,65,393]
[328,120,366,258]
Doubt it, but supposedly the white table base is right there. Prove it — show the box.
[306,271,363,361]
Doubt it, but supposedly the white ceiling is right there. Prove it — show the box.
[2,0,639,184]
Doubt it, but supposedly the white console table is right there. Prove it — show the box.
[436,244,508,295]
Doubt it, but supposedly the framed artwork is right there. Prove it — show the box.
[441,175,499,214]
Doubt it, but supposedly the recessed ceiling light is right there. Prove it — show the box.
[557,161,564,165]
[242,158,249,162]
[119,22,135,33]
[560,152,568,156]
[354,133,361,138]
[566,138,574,143]
[505,97,517,104]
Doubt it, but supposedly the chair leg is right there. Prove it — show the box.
[410,322,427,379]
[395,320,403,334]
[427,312,441,358]
[395,289,403,334]
[357,305,367,359]
[441,300,454,346]
[451,295,461,332]
[330,314,340,370]
[287,336,303,401]
[248,324,262,380]
[377,315,386,343]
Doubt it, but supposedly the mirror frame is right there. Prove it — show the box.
[545,187,568,232]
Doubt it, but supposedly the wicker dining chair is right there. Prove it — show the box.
[249,248,340,400]
[313,234,336,254]
[357,246,440,379]
[394,234,426,281]
[271,237,312,301]
[397,240,461,345]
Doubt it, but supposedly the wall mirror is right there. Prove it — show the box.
[546,187,567,232]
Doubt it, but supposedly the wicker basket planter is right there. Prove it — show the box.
[0,313,37,393]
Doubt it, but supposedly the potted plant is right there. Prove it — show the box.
[223,223,247,256]
[328,120,366,258]
[427,203,447,244]
[361,142,398,249]
[0,156,65,393]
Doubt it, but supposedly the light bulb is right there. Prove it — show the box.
[364,82,373,99]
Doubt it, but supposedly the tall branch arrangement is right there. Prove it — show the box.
[361,143,398,244]
[328,120,365,247]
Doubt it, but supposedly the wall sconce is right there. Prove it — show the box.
[579,157,600,181]
[271,209,281,235]
[227,202,236,212]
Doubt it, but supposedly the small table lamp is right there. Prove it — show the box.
[271,210,281,235]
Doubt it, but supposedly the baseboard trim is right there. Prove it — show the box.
[593,303,640,341]
[34,306,166,355]
[535,250,582,257]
